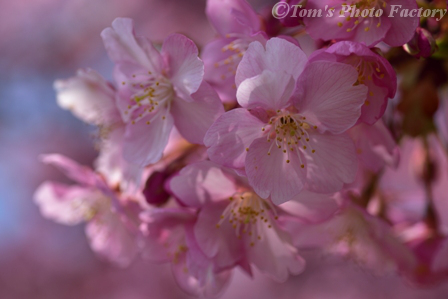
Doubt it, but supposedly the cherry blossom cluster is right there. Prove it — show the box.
[33,0,448,296]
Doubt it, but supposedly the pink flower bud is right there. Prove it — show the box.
[404,27,438,59]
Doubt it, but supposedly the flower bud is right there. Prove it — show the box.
[143,171,170,206]
[403,27,438,59]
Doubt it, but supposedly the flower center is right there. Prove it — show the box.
[336,0,387,33]
[344,56,386,105]
[121,72,174,125]
[70,192,110,221]
[216,191,278,246]
[213,34,254,88]
[261,111,317,166]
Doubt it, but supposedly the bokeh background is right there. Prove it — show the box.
[1,0,448,298]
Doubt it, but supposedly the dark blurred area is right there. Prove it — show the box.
[1,0,448,298]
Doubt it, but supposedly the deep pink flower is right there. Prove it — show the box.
[309,41,397,124]
[54,68,141,191]
[202,0,268,102]
[140,208,232,297]
[205,38,367,204]
[304,0,419,47]
[169,161,339,282]
[101,18,224,166]
[33,154,141,267]
[406,235,448,285]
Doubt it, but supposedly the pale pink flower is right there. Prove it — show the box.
[101,18,224,166]
[140,208,232,297]
[348,119,399,176]
[377,137,427,225]
[54,68,141,191]
[304,0,419,47]
[343,119,399,195]
[291,202,418,275]
[169,161,340,282]
[309,41,397,124]
[202,0,268,102]
[33,154,141,267]
[205,38,368,204]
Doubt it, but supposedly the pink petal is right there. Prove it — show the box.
[235,38,307,86]
[162,34,204,97]
[245,222,305,282]
[33,182,99,225]
[383,0,419,47]
[245,137,306,204]
[379,137,427,224]
[303,132,358,193]
[194,201,243,269]
[54,69,120,126]
[123,108,174,166]
[202,37,242,102]
[351,17,391,47]
[280,190,340,223]
[204,108,265,169]
[86,209,139,267]
[170,161,238,208]
[313,40,397,99]
[40,154,102,187]
[101,18,163,73]
[184,226,232,297]
[359,80,389,124]
[206,0,260,36]
[171,82,224,144]
[296,61,367,134]
[140,208,195,263]
[304,3,354,42]
[237,70,295,110]
[94,126,143,191]
[349,120,399,173]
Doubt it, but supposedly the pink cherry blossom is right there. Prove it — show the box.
[140,208,232,297]
[377,136,427,224]
[290,202,418,275]
[205,38,368,204]
[309,41,397,124]
[350,119,399,171]
[202,0,268,102]
[54,68,141,191]
[169,161,341,282]
[33,154,141,267]
[304,0,419,47]
[101,18,224,166]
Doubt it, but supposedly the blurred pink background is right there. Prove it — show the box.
[1,0,448,298]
